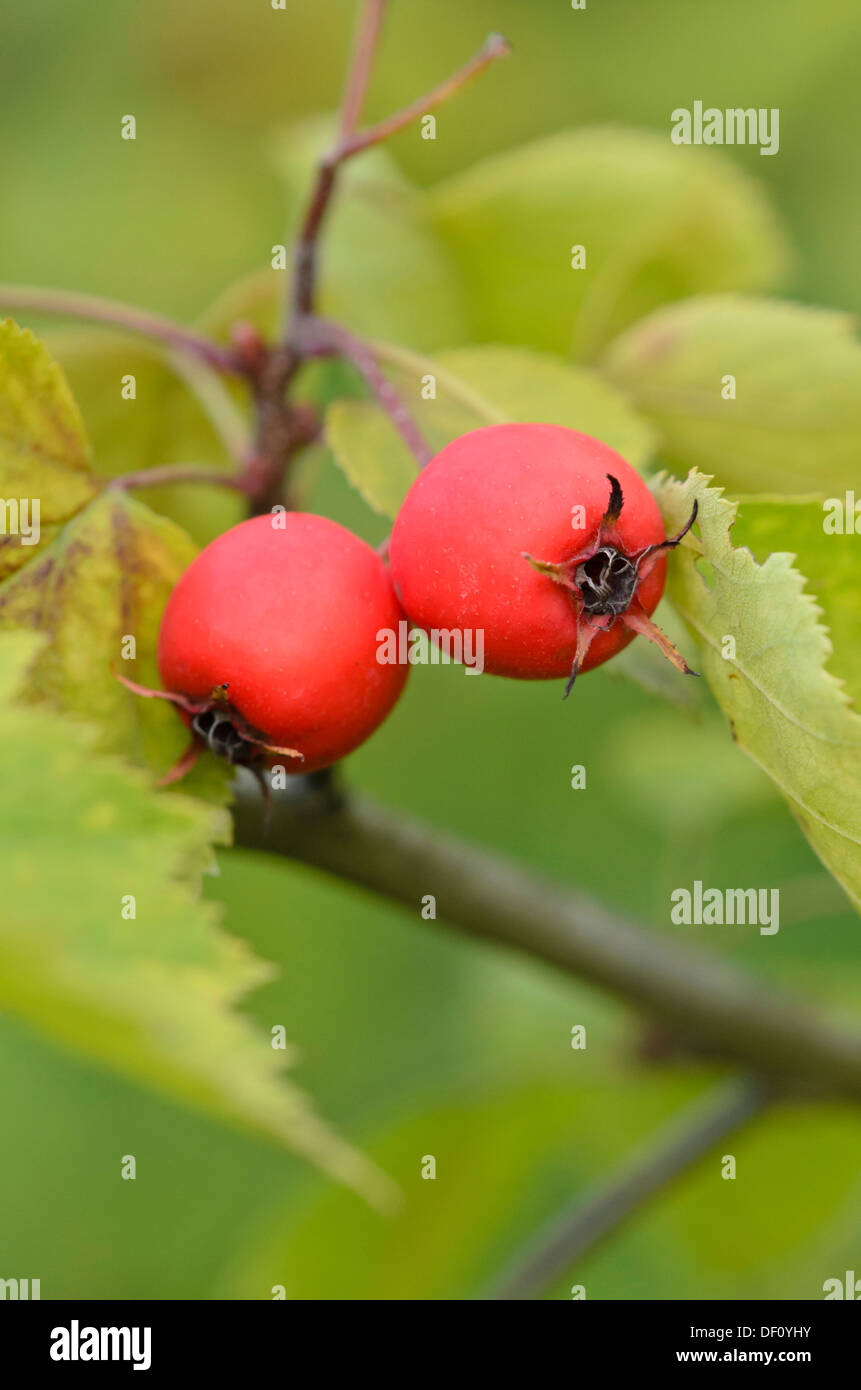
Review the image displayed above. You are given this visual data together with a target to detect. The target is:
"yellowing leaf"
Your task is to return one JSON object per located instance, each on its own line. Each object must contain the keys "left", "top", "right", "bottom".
{"left": 0, "top": 631, "right": 387, "bottom": 1205}
{"left": 0, "top": 319, "right": 96, "bottom": 578}
{"left": 0, "top": 323, "right": 224, "bottom": 790}
{"left": 604, "top": 296, "right": 861, "bottom": 496}
{"left": 326, "top": 343, "right": 655, "bottom": 519}
{"left": 0, "top": 489, "right": 225, "bottom": 797}
{"left": 42, "top": 328, "right": 228, "bottom": 475}
{"left": 656, "top": 471, "right": 861, "bottom": 911}
{"left": 0, "top": 317, "right": 91, "bottom": 473}
{"left": 43, "top": 326, "right": 246, "bottom": 547}
{"left": 428, "top": 128, "right": 790, "bottom": 360}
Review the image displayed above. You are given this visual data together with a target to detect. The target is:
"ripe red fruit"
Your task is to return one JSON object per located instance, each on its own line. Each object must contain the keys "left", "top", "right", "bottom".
{"left": 118, "top": 512, "right": 408, "bottom": 783}
{"left": 389, "top": 423, "right": 697, "bottom": 693}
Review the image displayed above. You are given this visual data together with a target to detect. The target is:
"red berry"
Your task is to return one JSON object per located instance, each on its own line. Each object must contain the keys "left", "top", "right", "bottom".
{"left": 389, "top": 423, "right": 697, "bottom": 693}
{"left": 120, "top": 513, "right": 408, "bottom": 782}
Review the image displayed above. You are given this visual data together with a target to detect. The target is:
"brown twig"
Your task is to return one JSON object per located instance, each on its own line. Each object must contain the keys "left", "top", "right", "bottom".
{"left": 338, "top": 0, "right": 390, "bottom": 139}
{"left": 3, "top": 21, "right": 508, "bottom": 517}
{"left": 107, "top": 465, "right": 251, "bottom": 495}
{"left": 337, "top": 33, "right": 510, "bottom": 164}
{"left": 0, "top": 285, "right": 241, "bottom": 375}
{"left": 287, "top": 32, "right": 510, "bottom": 328}
{"left": 242, "top": 355, "right": 320, "bottom": 516}
{"left": 232, "top": 783, "right": 861, "bottom": 1102}
{"left": 298, "top": 317, "right": 433, "bottom": 467}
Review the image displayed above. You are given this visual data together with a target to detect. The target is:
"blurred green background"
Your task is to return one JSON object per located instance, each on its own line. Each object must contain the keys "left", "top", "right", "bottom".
{"left": 1, "top": 0, "right": 859, "bottom": 1300}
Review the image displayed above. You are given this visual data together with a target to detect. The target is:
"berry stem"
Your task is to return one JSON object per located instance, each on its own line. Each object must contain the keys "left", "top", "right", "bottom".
{"left": 0, "top": 284, "right": 241, "bottom": 375}
{"left": 243, "top": 352, "right": 318, "bottom": 515}
{"left": 299, "top": 317, "right": 433, "bottom": 467}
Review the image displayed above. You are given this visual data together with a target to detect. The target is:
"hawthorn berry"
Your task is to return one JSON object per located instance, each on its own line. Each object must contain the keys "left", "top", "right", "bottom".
{"left": 117, "top": 512, "right": 408, "bottom": 786}
{"left": 389, "top": 423, "right": 697, "bottom": 694}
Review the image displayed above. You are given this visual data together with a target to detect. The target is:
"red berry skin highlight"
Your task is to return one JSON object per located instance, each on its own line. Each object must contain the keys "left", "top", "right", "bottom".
{"left": 390, "top": 423, "right": 669, "bottom": 681}
{"left": 157, "top": 512, "right": 408, "bottom": 773}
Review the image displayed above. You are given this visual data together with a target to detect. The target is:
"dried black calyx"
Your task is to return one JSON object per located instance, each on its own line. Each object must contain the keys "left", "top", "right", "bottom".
{"left": 191, "top": 708, "right": 258, "bottom": 766}
{"left": 575, "top": 546, "right": 639, "bottom": 617}
{"left": 520, "top": 475, "right": 701, "bottom": 696}
{"left": 600, "top": 473, "right": 624, "bottom": 527}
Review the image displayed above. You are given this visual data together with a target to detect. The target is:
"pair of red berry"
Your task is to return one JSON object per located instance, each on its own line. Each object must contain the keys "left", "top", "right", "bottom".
{"left": 120, "top": 423, "right": 696, "bottom": 786}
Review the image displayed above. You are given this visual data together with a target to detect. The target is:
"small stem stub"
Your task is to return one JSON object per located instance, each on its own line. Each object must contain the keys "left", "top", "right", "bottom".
{"left": 524, "top": 475, "right": 699, "bottom": 696}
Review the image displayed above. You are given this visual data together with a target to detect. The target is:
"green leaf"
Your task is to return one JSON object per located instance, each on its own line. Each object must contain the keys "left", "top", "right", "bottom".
{"left": 731, "top": 493, "right": 861, "bottom": 706}
{"left": 0, "top": 631, "right": 388, "bottom": 1204}
{"left": 603, "top": 296, "right": 861, "bottom": 496}
{"left": 326, "top": 343, "right": 656, "bottom": 520}
{"left": 655, "top": 471, "right": 861, "bottom": 912}
{"left": 0, "top": 489, "right": 225, "bottom": 798}
{"left": 0, "top": 319, "right": 96, "bottom": 577}
{"left": 427, "top": 128, "right": 790, "bottom": 361}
